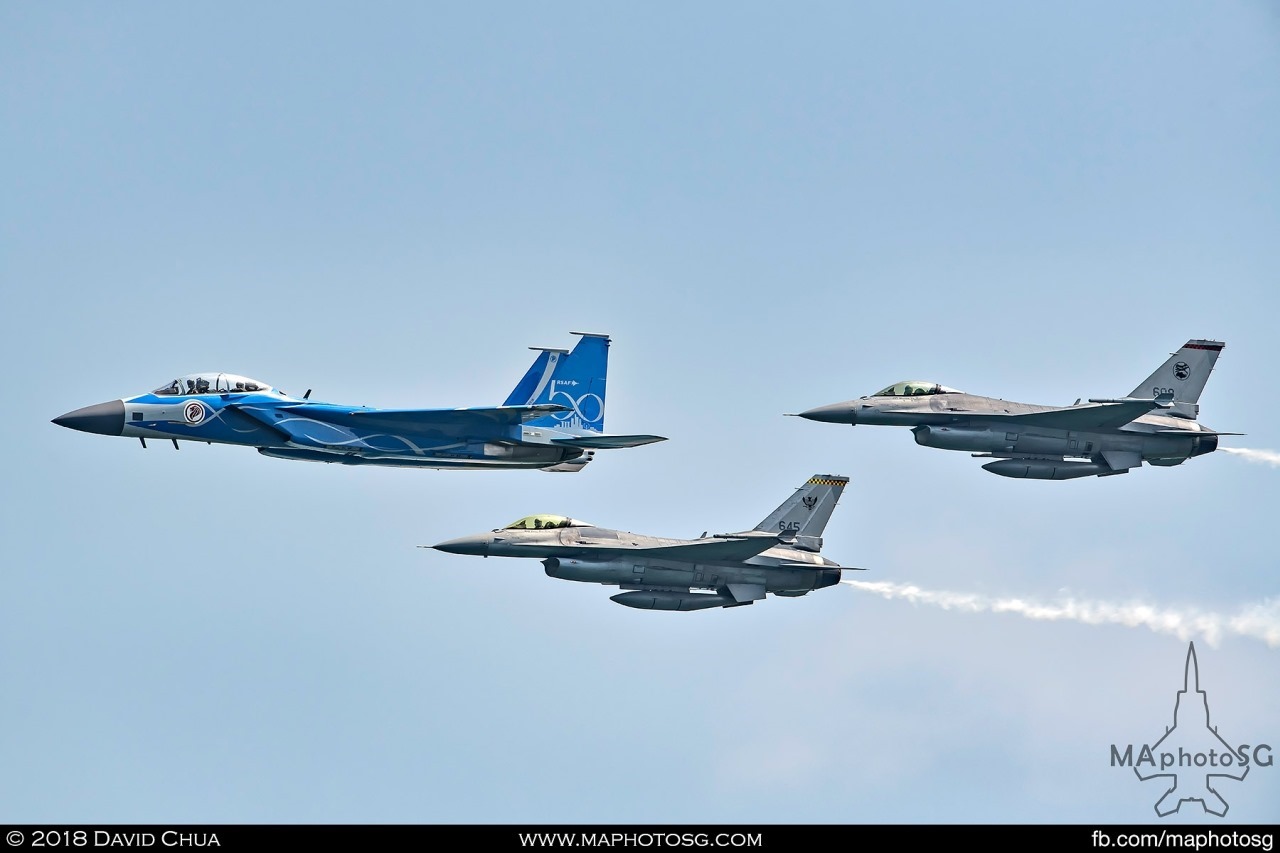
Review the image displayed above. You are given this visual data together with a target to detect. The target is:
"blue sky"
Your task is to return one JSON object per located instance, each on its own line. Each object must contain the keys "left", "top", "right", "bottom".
{"left": 3, "top": 2, "right": 1278, "bottom": 823}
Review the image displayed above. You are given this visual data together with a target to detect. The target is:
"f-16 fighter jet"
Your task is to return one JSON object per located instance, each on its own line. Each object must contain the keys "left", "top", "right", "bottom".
{"left": 797, "top": 340, "right": 1234, "bottom": 480}
{"left": 432, "top": 474, "right": 854, "bottom": 611}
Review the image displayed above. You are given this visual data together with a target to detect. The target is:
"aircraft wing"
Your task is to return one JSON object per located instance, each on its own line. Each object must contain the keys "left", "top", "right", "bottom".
{"left": 638, "top": 531, "right": 784, "bottom": 562}
{"left": 555, "top": 532, "right": 783, "bottom": 562}
{"left": 480, "top": 533, "right": 785, "bottom": 562}
{"left": 981, "top": 400, "right": 1167, "bottom": 431}
{"left": 551, "top": 434, "right": 668, "bottom": 449}
{"left": 271, "top": 403, "right": 570, "bottom": 434}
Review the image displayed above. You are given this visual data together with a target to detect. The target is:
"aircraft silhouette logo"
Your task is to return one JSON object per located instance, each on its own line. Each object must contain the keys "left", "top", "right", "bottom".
{"left": 1115, "top": 643, "right": 1260, "bottom": 817}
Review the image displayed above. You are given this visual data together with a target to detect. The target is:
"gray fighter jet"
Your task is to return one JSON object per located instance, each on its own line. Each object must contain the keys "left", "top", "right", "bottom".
{"left": 797, "top": 340, "right": 1234, "bottom": 480}
{"left": 431, "top": 474, "right": 853, "bottom": 611}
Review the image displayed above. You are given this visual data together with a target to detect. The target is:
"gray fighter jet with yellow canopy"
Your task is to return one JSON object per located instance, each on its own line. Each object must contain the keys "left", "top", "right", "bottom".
{"left": 431, "top": 474, "right": 852, "bottom": 611}
{"left": 797, "top": 340, "right": 1233, "bottom": 480}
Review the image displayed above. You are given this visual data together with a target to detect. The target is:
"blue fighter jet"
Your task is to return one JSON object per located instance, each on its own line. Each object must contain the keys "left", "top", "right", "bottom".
{"left": 52, "top": 333, "right": 665, "bottom": 472}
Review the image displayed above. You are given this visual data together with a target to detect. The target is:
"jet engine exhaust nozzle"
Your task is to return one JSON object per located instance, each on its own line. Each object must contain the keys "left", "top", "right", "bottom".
{"left": 1190, "top": 434, "right": 1218, "bottom": 458}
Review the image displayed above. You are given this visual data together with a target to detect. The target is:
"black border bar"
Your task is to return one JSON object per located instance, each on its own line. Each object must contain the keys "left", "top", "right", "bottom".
{"left": 0, "top": 825, "right": 1276, "bottom": 849}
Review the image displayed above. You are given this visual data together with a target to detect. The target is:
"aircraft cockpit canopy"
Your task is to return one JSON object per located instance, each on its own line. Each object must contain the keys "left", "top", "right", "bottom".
{"left": 869, "top": 380, "right": 964, "bottom": 398}
{"left": 153, "top": 373, "right": 274, "bottom": 396}
{"left": 502, "top": 515, "right": 592, "bottom": 530}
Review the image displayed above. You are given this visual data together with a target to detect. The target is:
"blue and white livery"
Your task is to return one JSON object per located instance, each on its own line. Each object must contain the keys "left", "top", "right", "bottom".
{"left": 53, "top": 333, "right": 665, "bottom": 472}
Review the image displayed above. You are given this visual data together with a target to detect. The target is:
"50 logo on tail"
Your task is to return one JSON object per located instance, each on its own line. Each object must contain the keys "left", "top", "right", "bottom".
{"left": 550, "top": 389, "right": 605, "bottom": 427}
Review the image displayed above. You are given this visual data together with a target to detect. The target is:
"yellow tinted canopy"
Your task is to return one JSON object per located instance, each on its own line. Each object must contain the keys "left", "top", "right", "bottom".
{"left": 870, "top": 380, "right": 963, "bottom": 397}
{"left": 503, "top": 515, "right": 589, "bottom": 530}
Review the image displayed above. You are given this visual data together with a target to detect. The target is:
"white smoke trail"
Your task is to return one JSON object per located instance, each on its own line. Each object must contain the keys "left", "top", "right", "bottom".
{"left": 1221, "top": 447, "right": 1280, "bottom": 467}
{"left": 843, "top": 580, "right": 1280, "bottom": 649}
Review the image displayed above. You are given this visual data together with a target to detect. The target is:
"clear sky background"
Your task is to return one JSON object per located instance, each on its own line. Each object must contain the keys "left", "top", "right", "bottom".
{"left": 3, "top": 1, "right": 1278, "bottom": 824}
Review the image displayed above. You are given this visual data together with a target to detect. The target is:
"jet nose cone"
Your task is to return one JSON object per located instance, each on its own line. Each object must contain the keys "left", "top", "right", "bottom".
{"left": 52, "top": 400, "right": 126, "bottom": 436}
{"left": 797, "top": 401, "right": 857, "bottom": 424}
{"left": 432, "top": 535, "right": 490, "bottom": 556}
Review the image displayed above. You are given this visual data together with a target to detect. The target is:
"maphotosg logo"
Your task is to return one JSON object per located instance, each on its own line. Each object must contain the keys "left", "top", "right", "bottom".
{"left": 1110, "top": 643, "right": 1273, "bottom": 817}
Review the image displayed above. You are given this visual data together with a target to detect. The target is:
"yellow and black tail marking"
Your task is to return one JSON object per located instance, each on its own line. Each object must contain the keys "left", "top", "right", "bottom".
{"left": 806, "top": 476, "right": 849, "bottom": 487}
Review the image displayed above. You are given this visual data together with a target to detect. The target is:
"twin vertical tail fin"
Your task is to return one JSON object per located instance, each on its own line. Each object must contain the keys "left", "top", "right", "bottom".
{"left": 1127, "top": 339, "right": 1224, "bottom": 419}
{"left": 504, "top": 347, "right": 569, "bottom": 409}
{"left": 507, "top": 333, "right": 665, "bottom": 452}
{"left": 754, "top": 474, "right": 849, "bottom": 553}
{"left": 505, "top": 333, "right": 610, "bottom": 434}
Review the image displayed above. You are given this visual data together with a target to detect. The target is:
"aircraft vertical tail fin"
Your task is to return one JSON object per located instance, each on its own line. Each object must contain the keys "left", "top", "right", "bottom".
{"left": 503, "top": 347, "right": 569, "bottom": 408}
{"left": 754, "top": 474, "right": 849, "bottom": 553}
{"left": 514, "top": 333, "right": 610, "bottom": 434}
{"left": 1127, "top": 339, "right": 1224, "bottom": 418}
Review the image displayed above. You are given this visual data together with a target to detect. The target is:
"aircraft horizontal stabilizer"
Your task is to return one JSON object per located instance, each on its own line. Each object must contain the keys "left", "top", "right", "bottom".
{"left": 551, "top": 434, "right": 668, "bottom": 449}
